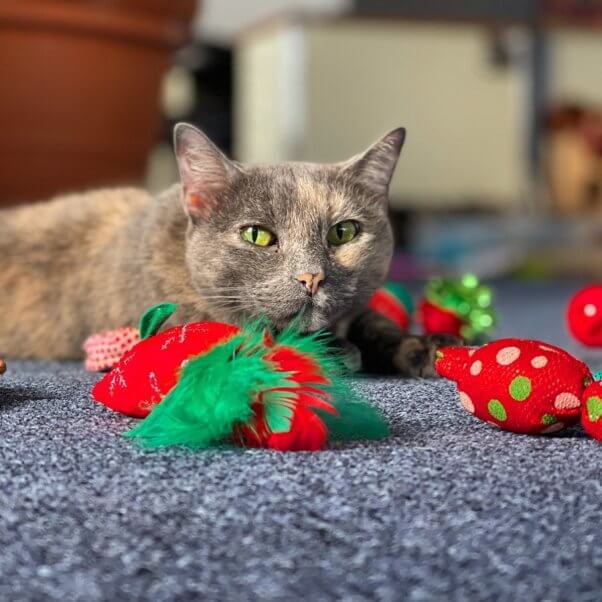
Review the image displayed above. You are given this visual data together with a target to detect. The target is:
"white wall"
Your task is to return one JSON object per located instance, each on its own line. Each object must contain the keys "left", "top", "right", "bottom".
{"left": 235, "top": 19, "right": 531, "bottom": 209}
{"left": 195, "top": 0, "right": 351, "bottom": 44}
{"left": 548, "top": 28, "right": 602, "bottom": 105}
{"left": 304, "top": 22, "right": 530, "bottom": 208}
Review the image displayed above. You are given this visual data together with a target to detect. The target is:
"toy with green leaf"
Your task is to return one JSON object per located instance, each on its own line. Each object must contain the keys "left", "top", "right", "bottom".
{"left": 92, "top": 303, "right": 389, "bottom": 451}
{"left": 418, "top": 274, "right": 496, "bottom": 342}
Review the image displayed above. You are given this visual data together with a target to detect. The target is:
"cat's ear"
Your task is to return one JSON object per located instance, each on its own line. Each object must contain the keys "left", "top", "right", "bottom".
{"left": 339, "top": 128, "right": 406, "bottom": 199}
{"left": 173, "top": 123, "right": 240, "bottom": 220}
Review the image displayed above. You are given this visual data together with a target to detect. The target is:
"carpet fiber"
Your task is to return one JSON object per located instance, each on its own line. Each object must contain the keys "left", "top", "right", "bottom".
{"left": 1, "top": 283, "right": 602, "bottom": 601}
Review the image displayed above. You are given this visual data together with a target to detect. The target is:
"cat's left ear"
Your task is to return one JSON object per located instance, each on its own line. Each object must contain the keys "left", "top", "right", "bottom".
{"left": 339, "top": 128, "right": 406, "bottom": 200}
{"left": 173, "top": 123, "right": 241, "bottom": 220}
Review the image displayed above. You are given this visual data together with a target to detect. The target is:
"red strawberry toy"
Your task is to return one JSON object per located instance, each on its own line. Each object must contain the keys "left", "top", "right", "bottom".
{"left": 581, "top": 379, "right": 602, "bottom": 441}
{"left": 368, "top": 282, "right": 414, "bottom": 330}
{"left": 92, "top": 303, "right": 388, "bottom": 451}
{"left": 567, "top": 285, "right": 602, "bottom": 346}
{"left": 419, "top": 300, "right": 464, "bottom": 337}
{"left": 418, "top": 274, "right": 496, "bottom": 343}
{"left": 436, "top": 338, "right": 592, "bottom": 435}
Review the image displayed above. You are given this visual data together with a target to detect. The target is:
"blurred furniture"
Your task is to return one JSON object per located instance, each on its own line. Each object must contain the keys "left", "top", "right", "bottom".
{"left": 235, "top": 14, "right": 602, "bottom": 211}
{"left": 235, "top": 16, "right": 532, "bottom": 210}
{"left": 544, "top": 104, "right": 602, "bottom": 214}
{"left": 0, "top": 0, "right": 196, "bottom": 206}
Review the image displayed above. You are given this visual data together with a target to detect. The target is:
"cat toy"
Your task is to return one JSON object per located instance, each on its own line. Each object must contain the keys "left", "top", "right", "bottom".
{"left": 567, "top": 284, "right": 602, "bottom": 347}
{"left": 83, "top": 327, "right": 140, "bottom": 371}
{"left": 368, "top": 282, "right": 414, "bottom": 330}
{"left": 92, "top": 303, "right": 389, "bottom": 451}
{"left": 436, "top": 338, "right": 602, "bottom": 441}
{"left": 418, "top": 274, "right": 496, "bottom": 342}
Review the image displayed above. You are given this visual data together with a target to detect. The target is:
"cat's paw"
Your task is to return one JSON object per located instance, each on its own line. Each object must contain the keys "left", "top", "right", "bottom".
{"left": 393, "top": 333, "right": 462, "bottom": 378}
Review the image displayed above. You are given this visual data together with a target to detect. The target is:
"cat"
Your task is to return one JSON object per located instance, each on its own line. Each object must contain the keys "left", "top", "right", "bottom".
{"left": 0, "top": 123, "right": 455, "bottom": 376}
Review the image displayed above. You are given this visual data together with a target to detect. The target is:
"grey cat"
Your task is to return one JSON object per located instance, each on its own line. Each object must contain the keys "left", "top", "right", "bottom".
{"left": 0, "top": 123, "right": 453, "bottom": 376}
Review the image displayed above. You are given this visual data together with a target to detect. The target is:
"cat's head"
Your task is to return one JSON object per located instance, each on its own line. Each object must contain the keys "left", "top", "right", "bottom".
{"left": 174, "top": 123, "right": 405, "bottom": 332}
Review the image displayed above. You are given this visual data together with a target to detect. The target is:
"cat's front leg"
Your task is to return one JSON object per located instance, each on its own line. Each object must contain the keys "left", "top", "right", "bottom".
{"left": 342, "top": 310, "right": 461, "bottom": 377}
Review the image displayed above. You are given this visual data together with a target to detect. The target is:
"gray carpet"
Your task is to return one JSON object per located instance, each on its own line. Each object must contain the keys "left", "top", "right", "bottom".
{"left": 2, "top": 282, "right": 602, "bottom": 601}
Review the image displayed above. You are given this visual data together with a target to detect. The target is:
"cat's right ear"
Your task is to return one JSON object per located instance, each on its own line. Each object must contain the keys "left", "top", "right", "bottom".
{"left": 173, "top": 123, "right": 240, "bottom": 221}
{"left": 338, "top": 128, "right": 406, "bottom": 201}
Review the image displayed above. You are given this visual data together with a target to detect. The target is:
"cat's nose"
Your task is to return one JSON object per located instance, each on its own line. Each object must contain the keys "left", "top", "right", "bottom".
{"left": 295, "top": 271, "right": 325, "bottom": 296}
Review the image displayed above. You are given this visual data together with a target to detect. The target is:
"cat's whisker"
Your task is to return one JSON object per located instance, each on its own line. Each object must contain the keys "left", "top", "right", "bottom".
{"left": 198, "top": 286, "right": 250, "bottom": 293}
{"left": 198, "top": 295, "right": 243, "bottom": 299}
{"left": 204, "top": 298, "right": 260, "bottom": 312}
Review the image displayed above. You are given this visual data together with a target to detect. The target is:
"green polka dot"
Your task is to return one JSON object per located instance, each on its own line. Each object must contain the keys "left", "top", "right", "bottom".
{"left": 586, "top": 396, "right": 602, "bottom": 422}
{"left": 509, "top": 376, "right": 532, "bottom": 401}
{"left": 488, "top": 399, "right": 507, "bottom": 421}
{"left": 541, "top": 413, "right": 556, "bottom": 426}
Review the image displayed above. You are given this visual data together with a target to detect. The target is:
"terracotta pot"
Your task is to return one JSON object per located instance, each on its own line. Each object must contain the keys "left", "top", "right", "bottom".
{"left": 0, "top": 0, "right": 197, "bottom": 206}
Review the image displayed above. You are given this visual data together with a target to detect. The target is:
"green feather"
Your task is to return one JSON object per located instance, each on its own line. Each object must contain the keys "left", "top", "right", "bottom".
{"left": 318, "top": 395, "right": 389, "bottom": 441}
{"left": 263, "top": 391, "right": 295, "bottom": 433}
{"left": 125, "top": 317, "right": 389, "bottom": 449}
{"left": 125, "top": 331, "right": 290, "bottom": 448}
{"left": 265, "top": 320, "right": 390, "bottom": 441}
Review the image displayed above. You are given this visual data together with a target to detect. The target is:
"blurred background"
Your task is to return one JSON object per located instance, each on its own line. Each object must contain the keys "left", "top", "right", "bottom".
{"left": 1, "top": 0, "right": 601, "bottom": 280}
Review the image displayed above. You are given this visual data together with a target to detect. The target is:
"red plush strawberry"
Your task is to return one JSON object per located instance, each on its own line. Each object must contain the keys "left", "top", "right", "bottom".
{"left": 418, "top": 299, "right": 464, "bottom": 337}
{"left": 436, "top": 338, "right": 592, "bottom": 435}
{"left": 368, "top": 282, "right": 414, "bottom": 330}
{"left": 418, "top": 275, "right": 496, "bottom": 342}
{"left": 92, "top": 320, "right": 240, "bottom": 417}
{"left": 581, "top": 380, "right": 602, "bottom": 441}
{"left": 567, "top": 285, "right": 602, "bottom": 347}
{"left": 92, "top": 303, "right": 388, "bottom": 451}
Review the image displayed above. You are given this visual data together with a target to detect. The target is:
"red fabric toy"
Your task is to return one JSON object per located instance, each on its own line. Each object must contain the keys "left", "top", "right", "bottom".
{"left": 83, "top": 327, "right": 140, "bottom": 372}
{"left": 418, "top": 275, "right": 496, "bottom": 342}
{"left": 418, "top": 300, "right": 464, "bottom": 338}
{"left": 92, "top": 304, "right": 388, "bottom": 451}
{"left": 567, "top": 284, "right": 602, "bottom": 346}
{"left": 436, "top": 338, "right": 592, "bottom": 435}
{"left": 368, "top": 282, "right": 413, "bottom": 330}
{"left": 581, "top": 380, "right": 602, "bottom": 440}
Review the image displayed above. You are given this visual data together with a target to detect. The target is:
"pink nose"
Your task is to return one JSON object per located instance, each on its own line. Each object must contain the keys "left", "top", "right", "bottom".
{"left": 296, "top": 271, "right": 325, "bottom": 296}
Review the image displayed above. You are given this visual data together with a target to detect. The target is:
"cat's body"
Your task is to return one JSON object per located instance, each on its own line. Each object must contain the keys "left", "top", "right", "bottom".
{"left": 1, "top": 186, "right": 196, "bottom": 358}
{"left": 0, "top": 124, "right": 453, "bottom": 375}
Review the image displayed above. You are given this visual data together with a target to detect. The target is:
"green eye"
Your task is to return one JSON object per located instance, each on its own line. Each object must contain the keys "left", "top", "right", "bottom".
{"left": 327, "top": 220, "right": 359, "bottom": 245}
{"left": 241, "top": 225, "right": 276, "bottom": 247}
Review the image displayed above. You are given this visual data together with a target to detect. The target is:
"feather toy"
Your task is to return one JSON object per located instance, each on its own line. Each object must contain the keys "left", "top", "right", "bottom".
{"left": 92, "top": 304, "right": 389, "bottom": 451}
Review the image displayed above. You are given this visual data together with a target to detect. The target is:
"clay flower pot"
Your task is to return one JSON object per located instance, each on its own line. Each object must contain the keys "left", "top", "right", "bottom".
{"left": 0, "top": 0, "right": 196, "bottom": 206}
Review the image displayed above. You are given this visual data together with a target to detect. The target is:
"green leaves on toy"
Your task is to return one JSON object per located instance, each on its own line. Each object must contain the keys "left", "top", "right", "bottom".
{"left": 139, "top": 302, "right": 177, "bottom": 340}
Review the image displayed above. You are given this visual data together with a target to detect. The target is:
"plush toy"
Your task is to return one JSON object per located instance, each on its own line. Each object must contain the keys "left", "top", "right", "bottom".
{"left": 567, "top": 285, "right": 602, "bottom": 346}
{"left": 368, "top": 282, "right": 414, "bottom": 330}
{"left": 83, "top": 326, "right": 141, "bottom": 371}
{"left": 92, "top": 303, "right": 389, "bottom": 451}
{"left": 418, "top": 274, "right": 496, "bottom": 342}
{"left": 581, "top": 379, "right": 602, "bottom": 440}
{"left": 435, "top": 338, "right": 601, "bottom": 439}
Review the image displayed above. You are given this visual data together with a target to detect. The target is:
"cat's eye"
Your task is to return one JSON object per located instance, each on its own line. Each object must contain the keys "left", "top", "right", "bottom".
{"left": 241, "top": 225, "right": 276, "bottom": 247}
{"left": 327, "top": 220, "right": 360, "bottom": 245}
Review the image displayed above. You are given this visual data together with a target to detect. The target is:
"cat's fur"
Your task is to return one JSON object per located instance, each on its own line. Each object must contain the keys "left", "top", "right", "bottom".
{"left": 0, "top": 124, "right": 451, "bottom": 376}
